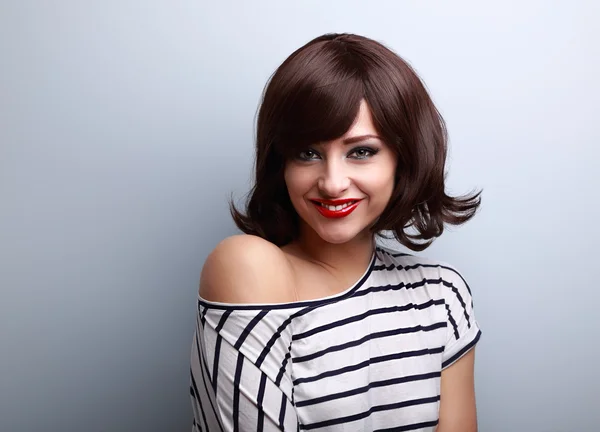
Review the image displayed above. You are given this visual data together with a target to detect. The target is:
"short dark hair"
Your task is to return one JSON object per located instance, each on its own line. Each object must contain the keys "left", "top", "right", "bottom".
{"left": 231, "top": 33, "right": 482, "bottom": 251}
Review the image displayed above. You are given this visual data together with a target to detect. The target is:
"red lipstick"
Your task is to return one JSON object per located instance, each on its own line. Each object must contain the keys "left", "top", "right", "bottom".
{"left": 310, "top": 198, "right": 362, "bottom": 219}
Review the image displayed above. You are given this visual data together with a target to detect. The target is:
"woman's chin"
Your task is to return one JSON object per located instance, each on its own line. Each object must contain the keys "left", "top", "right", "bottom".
{"left": 314, "top": 226, "right": 369, "bottom": 245}
{"left": 318, "top": 234, "right": 354, "bottom": 245}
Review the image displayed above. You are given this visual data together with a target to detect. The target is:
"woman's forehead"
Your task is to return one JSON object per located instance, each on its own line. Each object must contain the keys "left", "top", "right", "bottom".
{"left": 343, "top": 100, "right": 379, "bottom": 138}
{"left": 311, "top": 100, "right": 381, "bottom": 146}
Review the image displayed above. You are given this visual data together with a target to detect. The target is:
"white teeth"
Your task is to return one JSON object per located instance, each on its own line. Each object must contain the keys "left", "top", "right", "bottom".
{"left": 320, "top": 201, "right": 356, "bottom": 211}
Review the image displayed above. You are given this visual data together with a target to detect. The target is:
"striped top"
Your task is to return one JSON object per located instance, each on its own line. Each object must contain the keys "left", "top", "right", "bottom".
{"left": 190, "top": 245, "right": 481, "bottom": 431}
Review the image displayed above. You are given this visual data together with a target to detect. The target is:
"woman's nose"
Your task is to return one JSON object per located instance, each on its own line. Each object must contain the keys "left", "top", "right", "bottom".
{"left": 317, "top": 160, "right": 351, "bottom": 198}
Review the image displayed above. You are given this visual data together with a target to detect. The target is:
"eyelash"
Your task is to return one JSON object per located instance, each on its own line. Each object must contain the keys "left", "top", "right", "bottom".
{"left": 297, "top": 147, "right": 379, "bottom": 161}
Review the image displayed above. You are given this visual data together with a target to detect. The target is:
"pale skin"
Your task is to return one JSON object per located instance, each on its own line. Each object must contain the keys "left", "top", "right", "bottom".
{"left": 200, "top": 100, "right": 477, "bottom": 431}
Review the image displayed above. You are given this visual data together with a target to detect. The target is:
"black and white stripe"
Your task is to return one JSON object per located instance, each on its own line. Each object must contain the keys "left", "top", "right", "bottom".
{"left": 190, "top": 245, "right": 481, "bottom": 431}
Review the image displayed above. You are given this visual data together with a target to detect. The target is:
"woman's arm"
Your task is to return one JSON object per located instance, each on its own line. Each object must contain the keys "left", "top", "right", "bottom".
{"left": 191, "top": 320, "right": 298, "bottom": 431}
{"left": 200, "top": 234, "right": 295, "bottom": 304}
{"left": 436, "top": 349, "right": 477, "bottom": 432}
{"left": 191, "top": 235, "right": 298, "bottom": 431}
{"left": 437, "top": 263, "right": 481, "bottom": 432}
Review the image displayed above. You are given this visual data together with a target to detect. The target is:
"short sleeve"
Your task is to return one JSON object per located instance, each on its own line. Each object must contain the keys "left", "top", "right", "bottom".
{"left": 190, "top": 302, "right": 299, "bottom": 431}
{"left": 439, "top": 264, "right": 482, "bottom": 369}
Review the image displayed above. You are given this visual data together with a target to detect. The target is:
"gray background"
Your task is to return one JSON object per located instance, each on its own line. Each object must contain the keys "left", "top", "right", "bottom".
{"left": 1, "top": 1, "right": 598, "bottom": 431}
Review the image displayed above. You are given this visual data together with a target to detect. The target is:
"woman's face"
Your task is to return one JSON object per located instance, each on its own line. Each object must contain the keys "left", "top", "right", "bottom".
{"left": 284, "top": 100, "right": 398, "bottom": 245}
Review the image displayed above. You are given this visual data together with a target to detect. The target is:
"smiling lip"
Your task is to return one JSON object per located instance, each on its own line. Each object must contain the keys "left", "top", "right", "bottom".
{"left": 310, "top": 198, "right": 362, "bottom": 219}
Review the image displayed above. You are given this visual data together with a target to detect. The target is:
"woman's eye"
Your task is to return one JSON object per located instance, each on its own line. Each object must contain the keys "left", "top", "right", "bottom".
{"left": 349, "top": 147, "right": 377, "bottom": 159}
{"left": 298, "top": 149, "right": 320, "bottom": 160}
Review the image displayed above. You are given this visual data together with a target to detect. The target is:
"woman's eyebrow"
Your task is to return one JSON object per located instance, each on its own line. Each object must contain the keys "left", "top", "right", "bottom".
{"left": 342, "top": 134, "right": 382, "bottom": 144}
{"left": 311, "top": 134, "right": 382, "bottom": 148}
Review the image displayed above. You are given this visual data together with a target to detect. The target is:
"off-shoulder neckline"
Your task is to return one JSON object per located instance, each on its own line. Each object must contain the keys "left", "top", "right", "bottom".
{"left": 197, "top": 248, "right": 379, "bottom": 311}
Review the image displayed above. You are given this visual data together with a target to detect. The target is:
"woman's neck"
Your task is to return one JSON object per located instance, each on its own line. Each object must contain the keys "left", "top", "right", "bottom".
{"left": 284, "top": 226, "right": 376, "bottom": 285}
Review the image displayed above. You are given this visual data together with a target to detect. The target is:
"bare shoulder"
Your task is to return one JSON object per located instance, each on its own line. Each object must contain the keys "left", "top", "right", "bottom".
{"left": 199, "top": 234, "right": 295, "bottom": 304}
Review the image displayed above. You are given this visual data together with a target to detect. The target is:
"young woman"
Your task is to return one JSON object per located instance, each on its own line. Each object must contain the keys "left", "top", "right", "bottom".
{"left": 190, "top": 33, "right": 482, "bottom": 432}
